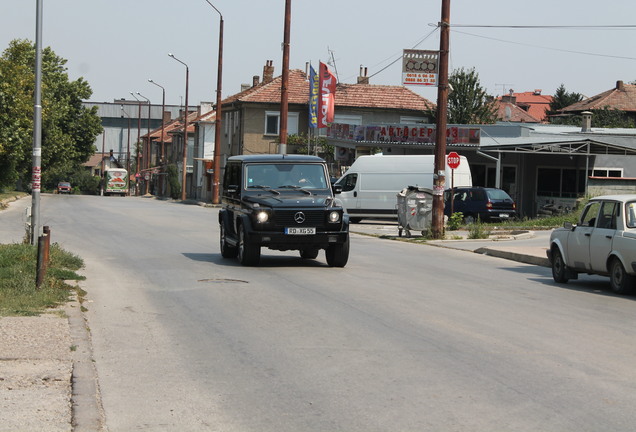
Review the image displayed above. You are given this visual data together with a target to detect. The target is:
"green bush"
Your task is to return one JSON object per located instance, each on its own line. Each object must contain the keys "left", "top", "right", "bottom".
{"left": 166, "top": 164, "right": 181, "bottom": 200}
{"left": 447, "top": 212, "right": 464, "bottom": 230}
{"left": 468, "top": 217, "right": 491, "bottom": 239}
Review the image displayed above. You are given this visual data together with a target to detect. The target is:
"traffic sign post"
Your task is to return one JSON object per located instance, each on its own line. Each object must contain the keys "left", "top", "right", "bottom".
{"left": 447, "top": 152, "right": 461, "bottom": 215}
{"left": 447, "top": 151, "right": 460, "bottom": 169}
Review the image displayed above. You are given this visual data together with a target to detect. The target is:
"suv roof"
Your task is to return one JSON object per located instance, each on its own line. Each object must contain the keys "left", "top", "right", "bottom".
{"left": 228, "top": 154, "right": 324, "bottom": 163}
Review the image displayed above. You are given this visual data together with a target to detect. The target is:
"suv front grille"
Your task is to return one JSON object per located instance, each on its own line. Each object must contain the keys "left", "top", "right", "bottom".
{"left": 274, "top": 210, "right": 325, "bottom": 227}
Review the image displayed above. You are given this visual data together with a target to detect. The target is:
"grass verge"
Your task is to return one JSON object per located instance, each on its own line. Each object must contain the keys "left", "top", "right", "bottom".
{"left": 0, "top": 242, "right": 85, "bottom": 316}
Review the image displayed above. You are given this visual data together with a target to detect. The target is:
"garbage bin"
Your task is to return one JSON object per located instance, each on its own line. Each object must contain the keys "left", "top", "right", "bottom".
{"left": 396, "top": 186, "right": 434, "bottom": 237}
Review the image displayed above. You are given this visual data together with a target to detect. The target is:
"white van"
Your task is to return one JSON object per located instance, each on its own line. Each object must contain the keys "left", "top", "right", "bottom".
{"left": 335, "top": 155, "right": 472, "bottom": 222}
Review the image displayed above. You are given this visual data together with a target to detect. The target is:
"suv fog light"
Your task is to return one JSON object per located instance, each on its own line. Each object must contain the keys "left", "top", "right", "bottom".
{"left": 256, "top": 211, "right": 269, "bottom": 223}
{"left": 329, "top": 211, "right": 340, "bottom": 223}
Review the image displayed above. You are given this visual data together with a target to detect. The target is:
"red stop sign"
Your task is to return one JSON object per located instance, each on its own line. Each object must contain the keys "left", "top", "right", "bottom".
{"left": 447, "top": 152, "right": 460, "bottom": 169}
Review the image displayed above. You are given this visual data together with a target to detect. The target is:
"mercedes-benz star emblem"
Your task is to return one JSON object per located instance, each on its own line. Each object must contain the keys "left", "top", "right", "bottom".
{"left": 294, "top": 212, "right": 306, "bottom": 224}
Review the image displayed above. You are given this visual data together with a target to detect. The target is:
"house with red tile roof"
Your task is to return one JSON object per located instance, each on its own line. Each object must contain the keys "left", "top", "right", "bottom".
{"left": 219, "top": 62, "right": 435, "bottom": 159}
{"left": 496, "top": 89, "right": 552, "bottom": 122}
{"left": 560, "top": 80, "right": 636, "bottom": 121}
{"left": 493, "top": 100, "right": 542, "bottom": 123}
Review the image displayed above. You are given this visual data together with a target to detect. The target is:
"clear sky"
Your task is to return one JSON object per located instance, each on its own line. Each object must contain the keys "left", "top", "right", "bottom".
{"left": 2, "top": 0, "right": 635, "bottom": 107}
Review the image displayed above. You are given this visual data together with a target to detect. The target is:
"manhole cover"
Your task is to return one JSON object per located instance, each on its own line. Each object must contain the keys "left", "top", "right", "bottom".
{"left": 198, "top": 278, "right": 249, "bottom": 284}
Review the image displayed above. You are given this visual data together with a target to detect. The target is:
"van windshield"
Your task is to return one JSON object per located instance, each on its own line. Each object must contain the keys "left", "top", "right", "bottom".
{"left": 245, "top": 163, "right": 328, "bottom": 190}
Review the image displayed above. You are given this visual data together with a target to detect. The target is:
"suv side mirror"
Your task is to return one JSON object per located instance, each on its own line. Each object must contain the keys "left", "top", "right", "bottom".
{"left": 564, "top": 221, "right": 574, "bottom": 230}
{"left": 332, "top": 184, "right": 343, "bottom": 194}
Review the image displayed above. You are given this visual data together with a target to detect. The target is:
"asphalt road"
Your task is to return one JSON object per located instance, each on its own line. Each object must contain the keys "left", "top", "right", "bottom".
{"left": 6, "top": 194, "right": 636, "bottom": 431}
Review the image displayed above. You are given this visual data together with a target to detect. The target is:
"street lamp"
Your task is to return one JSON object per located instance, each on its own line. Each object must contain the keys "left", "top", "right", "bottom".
{"left": 169, "top": 52, "right": 190, "bottom": 201}
{"left": 120, "top": 105, "right": 132, "bottom": 195}
{"left": 130, "top": 92, "right": 143, "bottom": 195}
{"left": 137, "top": 92, "right": 152, "bottom": 195}
{"left": 149, "top": 79, "right": 166, "bottom": 196}
{"left": 203, "top": 0, "right": 224, "bottom": 204}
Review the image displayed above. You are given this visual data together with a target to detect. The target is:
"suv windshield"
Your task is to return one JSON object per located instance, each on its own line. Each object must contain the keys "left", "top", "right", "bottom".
{"left": 245, "top": 163, "right": 328, "bottom": 190}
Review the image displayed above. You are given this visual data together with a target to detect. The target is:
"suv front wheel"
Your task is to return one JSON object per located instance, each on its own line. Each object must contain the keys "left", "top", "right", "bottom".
{"left": 238, "top": 225, "right": 261, "bottom": 266}
{"left": 326, "top": 235, "right": 350, "bottom": 267}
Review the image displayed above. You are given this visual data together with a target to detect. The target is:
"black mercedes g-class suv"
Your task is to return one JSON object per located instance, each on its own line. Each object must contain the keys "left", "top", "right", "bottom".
{"left": 218, "top": 154, "right": 350, "bottom": 267}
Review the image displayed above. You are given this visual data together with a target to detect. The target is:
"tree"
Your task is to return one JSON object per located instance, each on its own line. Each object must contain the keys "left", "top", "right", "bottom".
{"left": 547, "top": 84, "right": 583, "bottom": 116}
{"left": 427, "top": 67, "right": 497, "bottom": 124}
{"left": 0, "top": 39, "right": 102, "bottom": 190}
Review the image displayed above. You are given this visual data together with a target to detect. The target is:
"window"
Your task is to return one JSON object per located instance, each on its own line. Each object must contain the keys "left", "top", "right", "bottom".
{"left": 580, "top": 202, "right": 600, "bottom": 227}
{"left": 334, "top": 114, "right": 362, "bottom": 125}
{"left": 597, "top": 202, "right": 618, "bottom": 229}
{"left": 339, "top": 173, "right": 357, "bottom": 192}
{"left": 400, "top": 116, "right": 427, "bottom": 124}
{"left": 264, "top": 111, "right": 299, "bottom": 136}
{"left": 590, "top": 168, "right": 623, "bottom": 178}
{"left": 627, "top": 202, "right": 636, "bottom": 228}
{"left": 537, "top": 167, "right": 585, "bottom": 198}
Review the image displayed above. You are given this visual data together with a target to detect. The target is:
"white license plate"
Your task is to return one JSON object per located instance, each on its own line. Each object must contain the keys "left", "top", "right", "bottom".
{"left": 499, "top": 213, "right": 510, "bottom": 218}
{"left": 285, "top": 227, "right": 316, "bottom": 235}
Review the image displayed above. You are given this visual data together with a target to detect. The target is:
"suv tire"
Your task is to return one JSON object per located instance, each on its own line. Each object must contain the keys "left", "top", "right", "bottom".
{"left": 238, "top": 225, "right": 260, "bottom": 266}
{"left": 219, "top": 223, "right": 238, "bottom": 259}
{"left": 326, "top": 235, "right": 350, "bottom": 267}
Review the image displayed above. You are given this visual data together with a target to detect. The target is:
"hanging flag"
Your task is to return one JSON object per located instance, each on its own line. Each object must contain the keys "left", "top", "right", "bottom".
{"left": 318, "top": 62, "right": 336, "bottom": 128}
{"left": 308, "top": 65, "right": 319, "bottom": 128}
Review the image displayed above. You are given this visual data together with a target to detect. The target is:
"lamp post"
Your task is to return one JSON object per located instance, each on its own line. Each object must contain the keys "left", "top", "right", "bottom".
{"left": 130, "top": 92, "right": 143, "bottom": 195}
{"left": 120, "top": 106, "right": 132, "bottom": 195}
{"left": 169, "top": 53, "right": 190, "bottom": 201}
{"left": 149, "top": 79, "right": 166, "bottom": 196}
{"left": 137, "top": 92, "right": 152, "bottom": 195}
{"left": 204, "top": 0, "right": 224, "bottom": 204}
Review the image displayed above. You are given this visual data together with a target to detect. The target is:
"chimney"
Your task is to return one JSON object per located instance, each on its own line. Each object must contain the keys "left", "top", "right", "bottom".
{"left": 501, "top": 89, "right": 516, "bottom": 105}
{"left": 241, "top": 83, "right": 251, "bottom": 92}
{"left": 617, "top": 80, "right": 625, "bottom": 91}
{"left": 581, "top": 111, "right": 592, "bottom": 132}
{"left": 163, "top": 111, "right": 171, "bottom": 123}
{"left": 263, "top": 60, "right": 274, "bottom": 83}
{"left": 357, "top": 66, "right": 369, "bottom": 85}
{"left": 252, "top": 75, "right": 260, "bottom": 87}
{"left": 533, "top": 89, "right": 542, "bottom": 95}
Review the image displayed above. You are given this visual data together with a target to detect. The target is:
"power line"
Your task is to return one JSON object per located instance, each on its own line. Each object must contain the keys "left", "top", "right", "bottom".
{"left": 366, "top": 27, "right": 439, "bottom": 80}
{"left": 452, "top": 29, "right": 636, "bottom": 61}
{"left": 451, "top": 24, "right": 636, "bottom": 29}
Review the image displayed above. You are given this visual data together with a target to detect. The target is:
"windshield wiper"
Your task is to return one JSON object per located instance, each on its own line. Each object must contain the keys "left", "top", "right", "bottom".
{"left": 277, "top": 185, "right": 313, "bottom": 195}
{"left": 249, "top": 185, "right": 280, "bottom": 195}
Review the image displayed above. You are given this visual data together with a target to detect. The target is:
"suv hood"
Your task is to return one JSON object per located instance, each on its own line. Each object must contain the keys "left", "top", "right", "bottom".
{"left": 244, "top": 194, "right": 337, "bottom": 208}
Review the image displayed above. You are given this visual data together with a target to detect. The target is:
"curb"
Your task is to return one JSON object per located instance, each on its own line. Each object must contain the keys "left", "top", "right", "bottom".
{"left": 474, "top": 247, "right": 550, "bottom": 268}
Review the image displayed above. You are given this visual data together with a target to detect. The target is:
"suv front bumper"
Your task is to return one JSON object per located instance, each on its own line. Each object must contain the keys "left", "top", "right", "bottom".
{"left": 245, "top": 228, "right": 349, "bottom": 251}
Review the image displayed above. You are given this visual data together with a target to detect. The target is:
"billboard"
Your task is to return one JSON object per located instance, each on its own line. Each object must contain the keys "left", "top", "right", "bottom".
{"left": 402, "top": 49, "right": 439, "bottom": 87}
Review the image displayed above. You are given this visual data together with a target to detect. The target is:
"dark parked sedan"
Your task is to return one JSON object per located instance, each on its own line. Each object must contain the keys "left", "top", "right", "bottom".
{"left": 444, "top": 187, "right": 516, "bottom": 223}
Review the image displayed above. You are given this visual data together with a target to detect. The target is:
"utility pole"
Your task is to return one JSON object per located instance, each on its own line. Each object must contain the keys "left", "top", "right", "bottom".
{"left": 279, "top": 0, "right": 291, "bottom": 154}
{"left": 30, "top": 0, "right": 43, "bottom": 245}
{"left": 431, "top": 0, "right": 451, "bottom": 239}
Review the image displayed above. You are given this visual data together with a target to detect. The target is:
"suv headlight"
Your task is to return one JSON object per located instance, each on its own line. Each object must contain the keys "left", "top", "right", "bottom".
{"left": 328, "top": 211, "right": 341, "bottom": 223}
{"left": 255, "top": 211, "right": 269, "bottom": 223}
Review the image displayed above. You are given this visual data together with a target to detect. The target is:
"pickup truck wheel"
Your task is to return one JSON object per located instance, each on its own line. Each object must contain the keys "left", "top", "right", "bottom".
{"left": 219, "top": 224, "right": 238, "bottom": 258}
{"left": 609, "top": 258, "right": 634, "bottom": 294}
{"left": 551, "top": 247, "right": 569, "bottom": 283}
{"left": 326, "top": 235, "right": 350, "bottom": 267}
{"left": 300, "top": 248, "right": 319, "bottom": 259}
{"left": 238, "top": 226, "right": 260, "bottom": 266}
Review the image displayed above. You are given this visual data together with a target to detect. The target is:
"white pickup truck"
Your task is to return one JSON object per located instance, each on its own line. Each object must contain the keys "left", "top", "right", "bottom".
{"left": 547, "top": 195, "right": 636, "bottom": 294}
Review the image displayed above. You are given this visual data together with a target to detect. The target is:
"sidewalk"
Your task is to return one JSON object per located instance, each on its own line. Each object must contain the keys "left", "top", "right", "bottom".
{"left": 348, "top": 220, "right": 551, "bottom": 267}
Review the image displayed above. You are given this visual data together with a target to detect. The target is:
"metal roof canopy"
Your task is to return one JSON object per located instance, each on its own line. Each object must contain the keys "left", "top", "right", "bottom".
{"left": 479, "top": 138, "right": 636, "bottom": 156}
